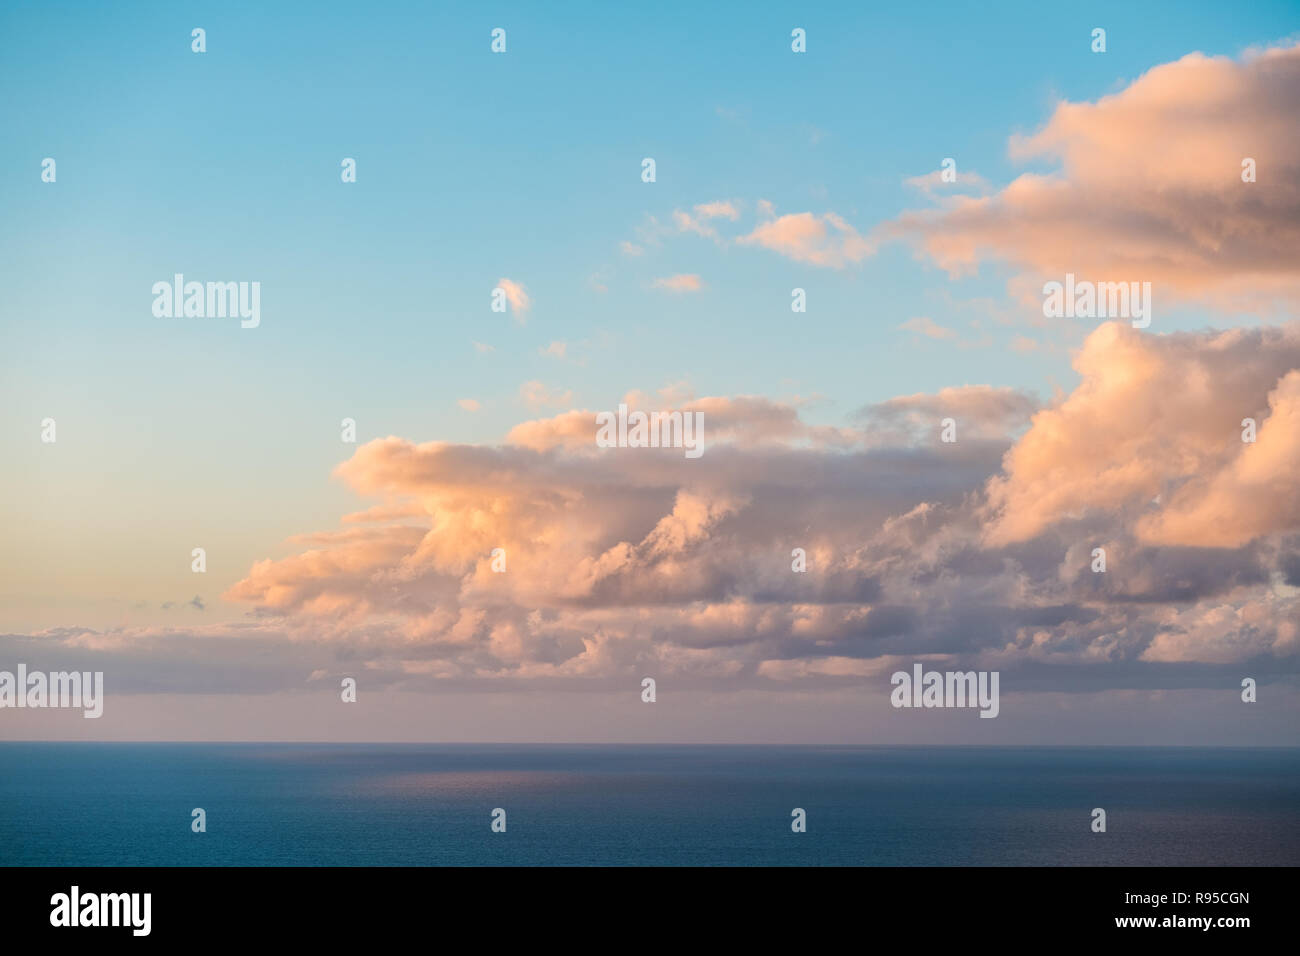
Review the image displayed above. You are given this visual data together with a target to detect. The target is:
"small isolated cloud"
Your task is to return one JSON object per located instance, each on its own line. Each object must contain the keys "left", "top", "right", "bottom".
{"left": 496, "top": 278, "right": 531, "bottom": 320}
{"left": 519, "top": 380, "right": 575, "bottom": 410}
{"left": 457, "top": 399, "right": 482, "bottom": 412}
{"left": 472, "top": 341, "right": 495, "bottom": 354}
{"left": 738, "top": 211, "right": 875, "bottom": 268}
{"left": 540, "top": 341, "right": 568, "bottom": 360}
{"left": 189, "top": 595, "right": 206, "bottom": 611}
{"left": 898, "top": 316, "right": 957, "bottom": 340}
{"left": 694, "top": 200, "right": 740, "bottom": 221}
{"left": 620, "top": 241, "right": 644, "bottom": 257}
{"left": 653, "top": 274, "right": 704, "bottom": 293}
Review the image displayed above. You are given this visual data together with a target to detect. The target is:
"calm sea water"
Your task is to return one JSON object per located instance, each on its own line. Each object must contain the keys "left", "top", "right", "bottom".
{"left": 1, "top": 744, "right": 1296, "bottom": 866}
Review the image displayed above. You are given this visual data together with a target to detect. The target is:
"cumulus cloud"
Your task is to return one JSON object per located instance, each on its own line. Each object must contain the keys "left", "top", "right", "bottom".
{"left": 11, "top": 320, "right": 1296, "bottom": 703}
{"left": 983, "top": 321, "right": 1300, "bottom": 547}
{"left": 884, "top": 43, "right": 1300, "bottom": 313}
{"left": 202, "top": 323, "right": 1300, "bottom": 695}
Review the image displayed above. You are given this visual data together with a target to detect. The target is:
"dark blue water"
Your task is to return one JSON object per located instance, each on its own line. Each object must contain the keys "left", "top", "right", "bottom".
{"left": 1, "top": 744, "right": 1296, "bottom": 866}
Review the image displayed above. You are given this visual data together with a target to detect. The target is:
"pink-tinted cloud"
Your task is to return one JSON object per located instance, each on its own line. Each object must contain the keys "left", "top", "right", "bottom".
{"left": 983, "top": 320, "right": 1300, "bottom": 547}
{"left": 898, "top": 316, "right": 957, "bottom": 340}
{"left": 653, "top": 273, "right": 704, "bottom": 292}
{"left": 739, "top": 211, "right": 875, "bottom": 268}
{"left": 694, "top": 200, "right": 740, "bottom": 221}
{"left": 885, "top": 44, "right": 1300, "bottom": 313}
{"left": 496, "top": 278, "right": 531, "bottom": 318}
{"left": 216, "top": 324, "right": 1300, "bottom": 690}
{"left": 518, "top": 380, "right": 574, "bottom": 409}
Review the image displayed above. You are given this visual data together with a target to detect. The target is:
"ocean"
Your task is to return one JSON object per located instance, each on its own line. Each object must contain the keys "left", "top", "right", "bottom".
{"left": 1, "top": 744, "right": 1296, "bottom": 866}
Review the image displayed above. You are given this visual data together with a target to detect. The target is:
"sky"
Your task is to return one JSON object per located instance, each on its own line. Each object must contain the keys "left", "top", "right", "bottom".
{"left": 2, "top": 0, "right": 1299, "bottom": 742}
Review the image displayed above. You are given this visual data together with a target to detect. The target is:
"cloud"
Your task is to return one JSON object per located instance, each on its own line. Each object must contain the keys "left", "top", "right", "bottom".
{"left": 518, "top": 380, "right": 575, "bottom": 410}
{"left": 884, "top": 43, "right": 1300, "bottom": 313}
{"left": 496, "top": 278, "right": 531, "bottom": 319}
{"left": 672, "top": 210, "right": 714, "bottom": 238}
{"left": 738, "top": 211, "right": 875, "bottom": 268}
{"left": 898, "top": 316, "right": 957, "bottom": 340}
{"left": 855, "top": 385, "right": 1039, "bottom": 445}
{"left": 672, "top": 201, "right": 741, "bottom": 238}
{"left": 694, "top": 200, "right": 740, "bottom": 221}
{"left": 983, "top": 321, "right": 1300, "bottom": 548}
{"left": 540, "top": 341, "right": 568, "bottom": 360}
{"left": 457, "top": 399, "right": 482, "bottom": 412}
{"left": 503, "top": 393, "right": 855, "bottom": 455}
{"left": 14, "top": 327, "right": 1296, "bottom": 701}
{"left": 472, "top": 341, "right": 494, "bottom": 354}
{"left": 904, "top": 167, "right": 993, "bottom": 198}
{"left": 1138, "top": 368, "right": 1300, "bottom": 548}
{"left": 653, "top": 274, "right": 704, "bottom": 293}
{"left": 207, "top": 322, "right": 1299, "bottom": 695}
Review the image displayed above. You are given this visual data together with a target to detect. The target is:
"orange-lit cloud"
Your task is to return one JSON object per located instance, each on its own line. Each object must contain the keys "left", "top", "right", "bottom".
{"left": 653, "top": 273, "right": 704, "bottom": 292}
{"left": 885, "top": 43, "right": 1300, "bottom": 314}
{"left": 983, "top": 321, "right": 1300, "bottom": 547}
{"left": 496, "top": 278, "right": 531, "bottom": 318}
{"left": 214, "top": 323, "right": 1300, "bottom": 689}
{"left": 739, "top": 211, "right": 874, "bottom": 268}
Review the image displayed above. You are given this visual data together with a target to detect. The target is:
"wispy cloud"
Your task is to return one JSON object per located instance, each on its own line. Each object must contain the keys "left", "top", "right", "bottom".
{"left": 898, "top": 316, "right": 957, "bottom": 340}
{"left": 653, "top": 273, "right": 704, "bottom": 293}
{"left": 518, "top": 380, "right": 575, "bottom": 409}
